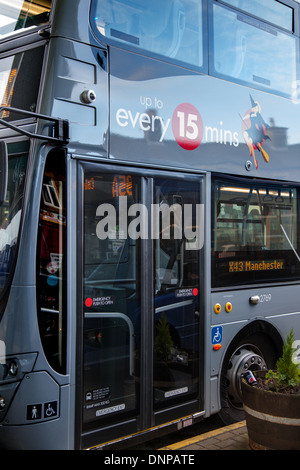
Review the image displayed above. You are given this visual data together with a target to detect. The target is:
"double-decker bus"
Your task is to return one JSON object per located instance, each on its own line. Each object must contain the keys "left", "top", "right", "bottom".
{"left": 0, "top": 0, "right": 300, "bottom": 450}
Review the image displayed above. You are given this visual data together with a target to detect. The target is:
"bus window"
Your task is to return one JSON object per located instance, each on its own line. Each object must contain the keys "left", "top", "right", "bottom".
{"left": 212, "top": 177, "right": 300, "bottom": 287}
{"left": 37, "top": 149, "right": 66, "bottom": 374}
{"left": 220, "top": 0, "right": 293, "bottom": 31}
{"left": 210, "top": 2, "right": 297, "bottom": 98}
{"left": 0, "top": 0, "right": 52, "bottom": 38}
{"left": 0, "top": 141, "right": 29, "bottom": 302}
{"left": 90, "top": 0, "right": 204, "bottom": 69}
{"left": 0, "top": 46, "right": 45, "bottom": 121}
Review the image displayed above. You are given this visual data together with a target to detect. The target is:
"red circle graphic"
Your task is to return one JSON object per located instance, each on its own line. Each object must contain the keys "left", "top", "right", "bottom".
{"left": 85, "top": 297, "right": 93, "bottom": 307}
{"left": 172, "top": 103, "right": 203, "bottom": 150}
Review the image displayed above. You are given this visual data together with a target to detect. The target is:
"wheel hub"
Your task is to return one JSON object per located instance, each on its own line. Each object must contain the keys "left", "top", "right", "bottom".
{"left": 226, "top": 346, "right": 267, "bottom": 409}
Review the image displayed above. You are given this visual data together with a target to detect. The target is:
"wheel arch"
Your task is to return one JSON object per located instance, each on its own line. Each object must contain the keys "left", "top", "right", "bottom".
{"left": 222, "top": 319, "right": 283, "bottom": 365}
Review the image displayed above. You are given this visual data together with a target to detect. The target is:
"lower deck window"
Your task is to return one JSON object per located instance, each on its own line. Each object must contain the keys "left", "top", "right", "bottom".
{"left": 212, "top": 176, "right": 300, "bottom": 287}
{"left": 37, "top": 150, "right": 67, "bottom": 374}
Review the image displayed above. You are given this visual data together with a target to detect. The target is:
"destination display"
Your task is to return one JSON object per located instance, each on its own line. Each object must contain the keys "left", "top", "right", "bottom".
{"left": 229, "top": 259, "right": 284, "bottom": 272}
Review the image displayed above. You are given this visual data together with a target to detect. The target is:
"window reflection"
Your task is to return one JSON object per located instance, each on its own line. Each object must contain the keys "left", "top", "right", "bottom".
{"left": 212, "top": 178, "right": 300, "bottom": 287}
{"left": 0, "top": 0, "right": 52, "bottom": 37}
{"left": 153, "top": 178, "right": 200, "bottom": 410}
{"left": 83, "top": 171, "right": 141, "bottom": 429}
{"left": 220, "top": 0, "right": 293, "bottom": 31}
{"left": 37, "top": 150, "right": 66, "bottom": 374}
{"left": 0, "top": 47, "right": 45, "bottom": 121}
{"left": 0, "top": 142, "right": 29, "bottom": 295}
{"left": 91, "top": 0, "right": 299, "bottom": 100}
{"left": 212, "top": 3, "right": 297, "bottom": 98}
{"left": 91, "top": 0, "right": 203, "bottom": 68}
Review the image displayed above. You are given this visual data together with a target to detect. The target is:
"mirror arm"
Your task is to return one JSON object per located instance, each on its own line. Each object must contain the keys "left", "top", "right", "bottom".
{"left": 0, "top": 106, "right": 69, "bottom": 144}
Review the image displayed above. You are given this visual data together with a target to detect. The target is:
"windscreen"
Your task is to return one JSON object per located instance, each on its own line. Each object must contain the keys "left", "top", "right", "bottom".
{"left": 0, "top": 0, "right": 51, "bottom": 37}
{"left": 0, "top": 141, "right": 29, "bottom": 297}
{"left": 212, "top": 176, "right": 300, "bottom": 287}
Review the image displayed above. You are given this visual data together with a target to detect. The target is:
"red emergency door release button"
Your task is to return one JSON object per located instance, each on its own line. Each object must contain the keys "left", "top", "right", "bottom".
{"left": 213, "top": 344, "right": 222, "bottom": 351}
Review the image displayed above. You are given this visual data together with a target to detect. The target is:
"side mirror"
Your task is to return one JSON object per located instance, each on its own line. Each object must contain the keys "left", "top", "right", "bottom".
{"left": 0, "top": 141, "right": 8, "bottom": 206}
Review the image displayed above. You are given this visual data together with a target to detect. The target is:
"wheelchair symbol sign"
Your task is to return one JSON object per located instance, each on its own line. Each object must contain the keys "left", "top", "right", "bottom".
{"left": 211, "top": 326, "right": 223, "bottom": 345}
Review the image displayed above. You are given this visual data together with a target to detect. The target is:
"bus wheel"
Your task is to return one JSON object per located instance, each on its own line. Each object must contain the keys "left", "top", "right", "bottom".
{"left": 219, "top": 333, "right": 277, "bottom": 424}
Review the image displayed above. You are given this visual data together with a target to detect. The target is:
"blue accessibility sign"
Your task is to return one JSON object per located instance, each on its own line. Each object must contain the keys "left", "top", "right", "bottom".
{"left": 211, "top": 326, "right": 223, "bottom": 345}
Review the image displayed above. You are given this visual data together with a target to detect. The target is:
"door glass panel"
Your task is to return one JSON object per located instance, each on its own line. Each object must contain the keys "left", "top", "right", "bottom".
{"left": 153, "top": 178, "right": 201, "bottom": 410}
{"left": 83, "top": 170, "right": 141, "bottom": 430}
{"left": 220, "top": 0, "right": 293, "bottom": 31}
{"left": 211, "top": 3, "right": 297, "bottom": 98}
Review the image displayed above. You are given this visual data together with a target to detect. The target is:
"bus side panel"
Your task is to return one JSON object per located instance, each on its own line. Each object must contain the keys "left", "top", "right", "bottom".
{"left": 0, "top": 381, "right": 73, "bottom": 450}
{"left": 209, "top": 285, "right": 300, "bottom": 414}
{"left": 108, "top": 47, "right": 300, "bottom": 183}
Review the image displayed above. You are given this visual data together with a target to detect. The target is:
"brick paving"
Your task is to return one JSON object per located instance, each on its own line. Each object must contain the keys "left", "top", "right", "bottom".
{"left": 159, "top": 421, "right": 250, "bottom": 450}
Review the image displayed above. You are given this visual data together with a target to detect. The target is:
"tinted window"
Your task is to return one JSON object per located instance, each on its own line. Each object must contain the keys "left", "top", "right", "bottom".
{"left": 220, "top": 0, "right": 293, "bottom": 31}
{"left": 90, "top": 0, "right": 204, "bottom": 68}
{"left": 211, "top": 2, "right": 297, "bottom": 98}
{"left": 91, "top": 1, "right": 298, "bottom": 100}
{"left": 37, "top": 150, "right": 67, "bottom": 374}
{"left": 212, "top": 177, "right": 300, "bottom": 287}
{"left": 153, "top": 177, "right": 201, "bottom": 410}
{"left": 0, "top": 46, "right": 45, "bottom": 120}
{"left": 83, "top": 169, "right": 141, "bottom": 429}
{"left": 0, "top": 141, "right": 29, "bottom": 297}
{"left": 0, "top": 0, "right": 51, "bottom": 38}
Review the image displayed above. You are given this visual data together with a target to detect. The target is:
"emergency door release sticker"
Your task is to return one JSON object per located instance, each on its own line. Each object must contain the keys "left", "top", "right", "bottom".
{"left": 85, "top": 295, "right": 116, "bottom": 307}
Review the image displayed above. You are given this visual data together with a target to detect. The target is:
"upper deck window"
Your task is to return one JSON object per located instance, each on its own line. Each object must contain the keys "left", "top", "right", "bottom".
{"left": 90, "top": 0, "right": 298, "bottom": 99}
{"left": 90, "top": 0, "right": 204, "bottom": 69}
{"left": 219, "top": 0, "right": 293, "bottom": 32}
{"left": 0, "top": 0, "right": 52, "bottom": 38}
{"left": 211, "top": 2, "right": 297, "bottom": 98}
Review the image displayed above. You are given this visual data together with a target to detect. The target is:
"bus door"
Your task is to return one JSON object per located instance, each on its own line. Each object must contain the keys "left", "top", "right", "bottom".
{"left": 152, "top": 177, "right": 203, "bottom": 424}
{"left": 79, "top": 164, "right": 141, "bottom": 448}
{"left": 78, "top": 163, "right": 203, "bottom": 448}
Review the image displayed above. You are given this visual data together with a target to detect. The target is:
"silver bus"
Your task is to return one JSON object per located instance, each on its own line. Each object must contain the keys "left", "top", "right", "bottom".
{"left": 0, "top": 0, "right": 300, "bottom": 450}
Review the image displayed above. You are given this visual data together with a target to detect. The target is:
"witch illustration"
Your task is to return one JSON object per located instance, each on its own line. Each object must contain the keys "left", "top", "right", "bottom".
{"left": 242, "top": 95, "right": 270, "bottom": 169}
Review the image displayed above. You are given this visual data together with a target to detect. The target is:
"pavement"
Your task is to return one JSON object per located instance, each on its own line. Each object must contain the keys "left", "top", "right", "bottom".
{"left": 158, "top": 420, "right": 250, "bottom": 450}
